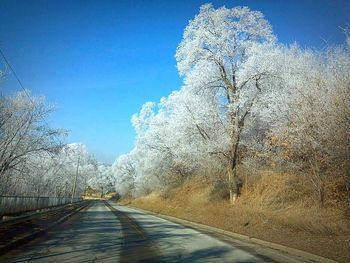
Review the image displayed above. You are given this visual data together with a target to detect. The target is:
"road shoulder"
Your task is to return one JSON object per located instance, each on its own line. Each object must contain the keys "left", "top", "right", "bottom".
{"left": 119, "top": 203, "right": 337, "bottom": 263}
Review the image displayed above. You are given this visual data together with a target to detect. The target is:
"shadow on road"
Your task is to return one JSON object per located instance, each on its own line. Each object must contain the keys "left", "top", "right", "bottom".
{"left": 2, "top": 201, "right": 271, "bottom": 262}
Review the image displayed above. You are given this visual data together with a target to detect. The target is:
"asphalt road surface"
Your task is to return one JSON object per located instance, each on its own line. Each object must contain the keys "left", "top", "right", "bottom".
{"left": 1, "top": 201, "right": 308, "bottom": 263}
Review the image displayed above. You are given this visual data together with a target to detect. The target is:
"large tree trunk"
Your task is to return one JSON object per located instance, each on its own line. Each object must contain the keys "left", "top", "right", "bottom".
{"left": 228, "top": 127, "right": 241, "bottom": 203}
{"left": 228, "top": 169, "right": 238, "bottom": 203}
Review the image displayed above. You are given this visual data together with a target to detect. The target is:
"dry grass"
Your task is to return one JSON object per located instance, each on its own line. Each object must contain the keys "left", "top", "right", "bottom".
{"left": 238, "top": 172, "right": 349, "bottom": 234}
{"left": 123, "top": 172, "right": 350, "bottom": 262}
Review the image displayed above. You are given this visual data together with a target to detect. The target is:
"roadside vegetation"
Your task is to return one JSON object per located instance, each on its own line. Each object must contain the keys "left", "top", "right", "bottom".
{"left": 113, "top": 4, "right": 350, "bottom": 262}
{"left": 1, "top": 2, "right": 349, "bottom": 261}
{"left": 0, "top": 90, "right": 114, "bottom": 199}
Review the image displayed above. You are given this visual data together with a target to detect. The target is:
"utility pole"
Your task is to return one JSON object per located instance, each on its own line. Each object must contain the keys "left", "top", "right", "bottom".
{"left": 71, "top": 155, "right": 80, "bottom": 203}
{"left": 83, "top": 173, "right": 87, "bottom": 200}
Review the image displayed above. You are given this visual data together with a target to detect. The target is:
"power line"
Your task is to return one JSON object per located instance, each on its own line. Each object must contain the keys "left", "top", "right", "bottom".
{"left": 0, "top": 48, "right": 62, "bottom": 137}
{"left": 0, "top": 48, "right": 36, "bottom": 106}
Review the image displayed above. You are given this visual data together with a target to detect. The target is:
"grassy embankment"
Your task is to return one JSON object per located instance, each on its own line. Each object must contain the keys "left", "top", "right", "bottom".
{"left": 120, "top": 172, "right": 350, "bottom": 262}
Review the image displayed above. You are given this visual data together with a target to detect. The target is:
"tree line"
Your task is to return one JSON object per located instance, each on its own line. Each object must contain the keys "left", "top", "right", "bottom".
{"left": 113, "top": 4, "right": 350, "bottom": 205}
{"left": 0, "top": 90, "right": 114, "bottom": 198}
{"left": 2, "top": 4, "right": 348, "bottom": 206}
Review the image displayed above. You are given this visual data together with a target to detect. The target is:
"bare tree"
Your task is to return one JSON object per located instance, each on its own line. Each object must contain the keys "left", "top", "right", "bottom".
{"left": 0, "top": 91, "right": 66, "bottom": 193}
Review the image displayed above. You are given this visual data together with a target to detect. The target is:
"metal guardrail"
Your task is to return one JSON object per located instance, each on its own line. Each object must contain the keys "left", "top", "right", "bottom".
{"left": 0, "top": 195, "right": 82, "bottom": 217}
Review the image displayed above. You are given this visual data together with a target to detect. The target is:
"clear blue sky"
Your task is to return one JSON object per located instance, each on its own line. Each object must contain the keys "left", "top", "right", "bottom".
{"left": 0, "top": 0, "right": 349, "bottom": 163}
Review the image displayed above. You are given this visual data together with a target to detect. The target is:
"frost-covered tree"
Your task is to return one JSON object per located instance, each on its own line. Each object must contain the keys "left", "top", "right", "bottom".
{"left": 113, "top": 153, "right": 136, "bottom": 196}
{"left": 57, "top": 143, "right": 98, "bottom": 200}
{"left": 175, "top": 3, "right": 276, "bottom": 202}
{"left": 0, "top": 93, "right": 99, "bottom": 199}
{"left": 112, "top": 4, "right": 349, "bottom": 205}
{"left": 0, "top": 91, "right": 66, "bottom": 194}
{"left": 0, "top": 91, "right": 65, "bottom": 179}
{"left": 263, "top": 45, "right": 350, "bottom": 204}
{"left": 125, "top": 84, "right": 229, "bottom": 195}
{"left": 89, "top": 163, "right": 114, "bottom": 197}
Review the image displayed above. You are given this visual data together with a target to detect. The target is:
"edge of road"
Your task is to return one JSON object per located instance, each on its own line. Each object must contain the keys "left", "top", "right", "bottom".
{"left": 0, "top": 201, "right": 91, "bottom": 256}
{"left": 119, "top": 203, "right": 338, "bottom": 263}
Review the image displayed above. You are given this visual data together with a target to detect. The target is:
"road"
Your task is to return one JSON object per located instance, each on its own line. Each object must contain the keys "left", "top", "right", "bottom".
{"left": 1, "top": 201, "right": 307, "bottom": 263}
